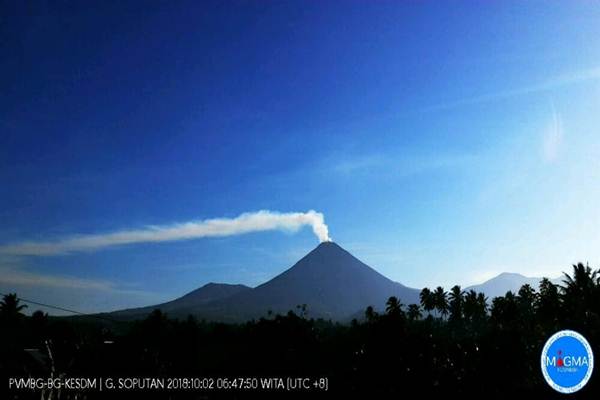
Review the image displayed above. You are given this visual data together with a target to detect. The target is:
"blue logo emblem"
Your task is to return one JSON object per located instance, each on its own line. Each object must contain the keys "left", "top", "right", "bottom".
{"left": 541, "top": 330, "right": 594, "bottom": 394}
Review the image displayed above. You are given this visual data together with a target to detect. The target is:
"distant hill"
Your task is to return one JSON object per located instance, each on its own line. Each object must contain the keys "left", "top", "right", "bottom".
{"left": 106, "top": 282, "right": 251, "bottom": 319}
{"left": 465, "top": 272, "right": 562, "bottom": 299}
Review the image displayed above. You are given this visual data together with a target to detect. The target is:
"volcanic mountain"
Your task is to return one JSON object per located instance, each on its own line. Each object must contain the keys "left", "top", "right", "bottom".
{"left": 203, "top": 241, "right": 420, "bottom": 321}
{"left": 106, "top": 241, "right": 420, "bottom": 322}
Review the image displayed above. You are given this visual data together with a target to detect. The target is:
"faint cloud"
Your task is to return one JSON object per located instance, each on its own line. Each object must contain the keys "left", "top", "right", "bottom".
{"left": 0, "top": 262, "right": 167, "bottom": 315}
{"left": 332, "top": 155, "right": 387, "bottom": 175}
{"left": 328, "top": 152, "right": 476, "bottom": 179}
{"left": 542, "top": 108, "right": 563, "bottom": 163}
{"left": 0, "top": 264, "right": 154, "bottom": 297}
{"left": 423, "top": 66, "right": 600, "bottom": 113}
{"left": 1, "top": 267, "right": 112, "bottom": 291}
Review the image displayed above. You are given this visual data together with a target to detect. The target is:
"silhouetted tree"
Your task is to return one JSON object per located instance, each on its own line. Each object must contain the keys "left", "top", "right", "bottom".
{"left": 475, "top": 293, "right": 487, "bottom": 319}
{"left": 463, "top": 290, "right": 478, "bottom": 322}
{"left": 561, "top": 263, "right": 598, "bottom": 325}
{"left": 517, "top": 284, "right": 536, "bottom": 319}
{"left": 365, "top": 305, "right": 379, "bottom": 323}
{"left": 562, "top": 262, "right": 597, "bottom": 295}
{"left": 462, "top": 289, "right": 488, "bottom": 323}
{"left": 407, "top": 304, "right": 422, "bottom": 321}
{"left": 448, "top": 285, "right": 464, "bottom": 322}
{"left": 536, "top": 278, "right": 560, "bottom": 329}
{"left": 433, "top": 286, "right": 448, "bottom": 318}
{"left": 420, "top": 287, "right": 435, "bottom": 316}
{"left": 490, "top": 291, "right": 518, "bottom": 327}
{"left": 0, "top": 293, "right": 27, "bottom": 320}
{"left": 385, "top": 296, "right": 403, "bottom": 316}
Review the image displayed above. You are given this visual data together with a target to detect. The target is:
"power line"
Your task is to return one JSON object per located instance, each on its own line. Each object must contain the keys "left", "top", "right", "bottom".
{"left": 0, "top": 292, "right": 124, "bottom": 324}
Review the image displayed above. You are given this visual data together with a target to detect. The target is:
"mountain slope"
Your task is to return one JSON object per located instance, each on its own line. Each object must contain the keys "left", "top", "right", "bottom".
{"left": 200, "top": 242, "right": 420, "bottom": 321}
{"left": 106, "top": 282, "right": 251, "bottom": 319}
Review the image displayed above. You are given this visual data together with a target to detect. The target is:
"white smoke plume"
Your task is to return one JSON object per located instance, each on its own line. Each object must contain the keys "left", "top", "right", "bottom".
{"left": 0, "top": 210, "right": 331, "bottom": 256}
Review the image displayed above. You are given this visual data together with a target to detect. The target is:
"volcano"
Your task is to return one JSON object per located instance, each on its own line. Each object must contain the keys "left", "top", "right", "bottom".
{"left": 210, "top": 241, "right": 420, "bottom": 320}
{"left": 105, "top": 242, "right": 420, "bottom": 322}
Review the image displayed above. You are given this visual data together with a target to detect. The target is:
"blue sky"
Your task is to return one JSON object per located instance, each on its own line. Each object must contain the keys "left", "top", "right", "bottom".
{"left": 2, "top": 1, "right": 600, "bottom": 314}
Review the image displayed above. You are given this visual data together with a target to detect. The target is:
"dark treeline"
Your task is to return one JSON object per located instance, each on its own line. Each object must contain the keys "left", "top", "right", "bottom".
{"left": 2, "top": 263, "right": 600, "bottom": 399}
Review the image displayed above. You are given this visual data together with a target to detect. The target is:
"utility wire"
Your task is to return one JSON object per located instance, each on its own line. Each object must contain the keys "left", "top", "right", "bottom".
{"left": 0, "top": 292, "right": 125, "bottom": 324}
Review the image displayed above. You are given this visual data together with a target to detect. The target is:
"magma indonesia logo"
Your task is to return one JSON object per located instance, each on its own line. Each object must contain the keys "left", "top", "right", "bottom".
{"left": 541, "top": 330, "right": 594, "bottom": 394}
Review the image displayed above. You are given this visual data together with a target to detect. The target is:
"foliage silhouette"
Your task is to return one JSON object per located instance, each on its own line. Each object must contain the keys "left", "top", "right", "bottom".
{"left": 2, "top": 263, "right": 600, "bottom": 399}
{"left": 1, "top": 293, "right": 27, "bottom": 319}
{"left": 433, "top": 286, "right": 449, "bottom": 318}
{"left": 407, "top": 304, "right": 422, "bottom": 321}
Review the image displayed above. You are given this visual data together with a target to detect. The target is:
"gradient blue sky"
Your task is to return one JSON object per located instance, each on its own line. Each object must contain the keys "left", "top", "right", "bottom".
{"left": 2, "top": 1, "right": 600, "bottom": 314}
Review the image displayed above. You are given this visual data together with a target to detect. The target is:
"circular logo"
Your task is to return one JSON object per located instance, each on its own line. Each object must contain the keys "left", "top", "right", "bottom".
{"left": 541, "top": 330, "right": 594, "bottom": 394}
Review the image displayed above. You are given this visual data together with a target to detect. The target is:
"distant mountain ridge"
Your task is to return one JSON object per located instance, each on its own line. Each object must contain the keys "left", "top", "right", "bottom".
{"left": 465, "top": 272, "right": 562, "bottom": 299}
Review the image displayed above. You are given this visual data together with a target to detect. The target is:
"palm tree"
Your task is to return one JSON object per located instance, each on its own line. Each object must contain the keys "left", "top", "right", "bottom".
{"left": 536, "top": 277, "right": 560, "bottom": 327}
{"left": 463, "top": 290, "right": 478, "bottom": 321}
{"left": 517, "top": 284, "right": 536, "bottom": 318}
{"left": 475, "top": 292, "right": 488, "bottom": 319}
{"left": 463, "top": 290, "right": 488, "bottom": 322}
{"left": 433, "top": 286, "right": 448, "bottom": 319}
{"left": 365, "top": 305, "right": 379, "bottom": 323}
{"left": 490, "top": 291, "right": 518, "bottom": 326}
{"left": 562, "top": 263, "right": 597, "bottom": 298}
{"left": 448, "top": 285, "right": 464, "bottom": 322}
{"left": 561, "top": 262, "right": 598, "bottom": 323}
{"left": 407, "top": 304, "right": 422, "bottom": 321}
{"left": 0, "top": 293, "right": 27, "bottom": 319}
{"left": 420, "top": 288, "right": 435, "bottom": 315}
{"left": 385, "top": 296, "right": 403, "bottom": 316}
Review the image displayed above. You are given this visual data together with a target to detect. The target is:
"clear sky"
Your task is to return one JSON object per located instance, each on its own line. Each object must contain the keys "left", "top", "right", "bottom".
{"left": 2, "top": 1, "right": 600, "bottom": 314}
